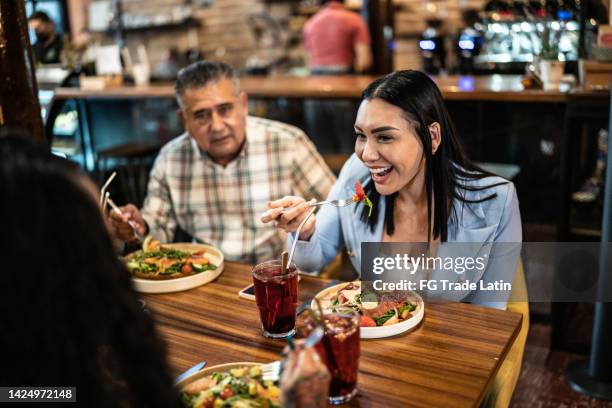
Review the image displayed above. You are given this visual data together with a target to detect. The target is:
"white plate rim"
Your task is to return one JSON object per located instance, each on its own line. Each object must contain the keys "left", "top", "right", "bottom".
{"left": 311, "top": 281, "right": 425, "bottom": 339}
{"left": 176, "top": 362, "right": 262, "bottom": 390}
{"left": 126, "top": 243, "right": 224, "bottom": 294}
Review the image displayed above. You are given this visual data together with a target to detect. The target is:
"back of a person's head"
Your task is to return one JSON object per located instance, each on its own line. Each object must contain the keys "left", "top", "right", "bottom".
{"left": 29, "top": 10, "right": 53, "bottom": 23}
{"left": 0, "top": 135, "right": 180, "bottom": 407}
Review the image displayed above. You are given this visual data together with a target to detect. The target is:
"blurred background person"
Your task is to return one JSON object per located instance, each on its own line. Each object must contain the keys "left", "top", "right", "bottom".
{"left": 0, "top": 134, "right": 180, "bottom": 407}
{"left": 302, "top": 0, "right": 373, "bottom": 155}
{"left": 303, "top": 0, "right": 372, "bottom": 74}
{"left": 28, "top": 10, "right": 64, "bottom": 65}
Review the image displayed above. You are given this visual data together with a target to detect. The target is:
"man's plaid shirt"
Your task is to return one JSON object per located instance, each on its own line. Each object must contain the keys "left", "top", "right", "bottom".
{"left": 142, "top": 116, "right": 336, "bottom": 263}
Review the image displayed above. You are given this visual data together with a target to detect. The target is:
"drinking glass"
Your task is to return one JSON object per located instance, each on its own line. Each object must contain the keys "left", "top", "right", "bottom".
{"left": 297, "top": 310, "right": 361, "bottom": 404}
{"left": 252, "top": 260, "right": 299, "bottom": 338}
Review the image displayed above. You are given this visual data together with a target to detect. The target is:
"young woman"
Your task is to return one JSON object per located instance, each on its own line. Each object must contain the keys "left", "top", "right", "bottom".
{"left": 0, "top": 135, "right": 181, "bottom": 407}
{"left": 262, "top": 70, "right": 522, "bottom": 309}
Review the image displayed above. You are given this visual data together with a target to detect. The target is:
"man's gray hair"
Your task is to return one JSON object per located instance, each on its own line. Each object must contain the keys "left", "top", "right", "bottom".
{"left": 174, "top": 60, "right": 240, "bottom": 109}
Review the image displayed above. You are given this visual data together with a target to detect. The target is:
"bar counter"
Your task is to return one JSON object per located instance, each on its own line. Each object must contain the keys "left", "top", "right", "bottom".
{"left": 52, "top": 74, "right": 589, "bottom": 103}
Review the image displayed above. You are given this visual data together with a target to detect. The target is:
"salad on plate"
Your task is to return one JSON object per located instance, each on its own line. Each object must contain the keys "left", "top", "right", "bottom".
{"left": 181, "top": 365, "right": 280, "bottom": 408}
{"left": 320, "top": 281, "right": 419, "bottom": 328}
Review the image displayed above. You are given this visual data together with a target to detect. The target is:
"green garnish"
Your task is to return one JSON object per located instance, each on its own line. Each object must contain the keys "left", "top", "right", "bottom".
{"left": 399, "top": 301, "right": 416, "bottom": 314}
{"left": 364, "top": 196, "right": 373, "bottom": 217}
{"left": 125, "top": 246, "right": 216, "bottom": 277}
{"left": 132, "top": 248, "right": 190, "bottom": 262}
{"left": 375, "top": 309, "right": 396, "bottom": 326}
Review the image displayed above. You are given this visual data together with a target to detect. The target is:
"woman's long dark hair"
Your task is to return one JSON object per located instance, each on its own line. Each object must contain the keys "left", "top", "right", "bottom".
{"left": 0, "top": 136, "right": 180, "bottom": 407}
{"left": 359, "top": 70, "right": 506, "bottom": 241}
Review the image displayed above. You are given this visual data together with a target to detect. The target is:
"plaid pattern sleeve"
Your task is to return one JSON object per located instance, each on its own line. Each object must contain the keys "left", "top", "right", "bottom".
{"left": 137, "top": 119, "right": 336, "bottom": 264}
{"left": 290, "top": 130, "right": 336, "bottom": 201}
{"left": 140, "top": 137, "right": 180, "bottom": 243}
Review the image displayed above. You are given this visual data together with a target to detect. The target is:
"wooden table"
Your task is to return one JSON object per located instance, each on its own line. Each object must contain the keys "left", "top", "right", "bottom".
{"left": 143, "top": 262, "right": 522, "bottom": 408}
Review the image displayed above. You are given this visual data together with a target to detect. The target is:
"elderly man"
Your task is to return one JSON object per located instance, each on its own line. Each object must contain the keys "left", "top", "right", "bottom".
{"left": 111, "top": 61, "right": 335, "bottom": 263}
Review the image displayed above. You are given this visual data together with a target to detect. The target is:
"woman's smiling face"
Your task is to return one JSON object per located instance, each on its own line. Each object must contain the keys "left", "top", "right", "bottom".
{"left": 354, "top": 98, "right": 426, "bottom": 196}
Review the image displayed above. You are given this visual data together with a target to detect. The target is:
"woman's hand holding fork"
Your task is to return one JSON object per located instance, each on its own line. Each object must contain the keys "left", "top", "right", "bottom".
{"left": 260, "top": 196, "right": 317, "bottom": 241}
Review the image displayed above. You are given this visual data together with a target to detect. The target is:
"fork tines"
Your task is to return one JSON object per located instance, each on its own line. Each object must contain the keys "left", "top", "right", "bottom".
{"left": 261, "top": 360, "right": 281, "bottom": 381}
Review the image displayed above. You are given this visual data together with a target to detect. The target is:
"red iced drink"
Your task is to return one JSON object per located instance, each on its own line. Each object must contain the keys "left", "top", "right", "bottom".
{"left": 252, "top": 260, "right": 299, "bottom": 338}
{"left": 298, "top": 311, "right": 361, "bottom": 404}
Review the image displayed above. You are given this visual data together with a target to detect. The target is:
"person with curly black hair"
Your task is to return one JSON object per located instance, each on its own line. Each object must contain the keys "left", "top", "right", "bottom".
{"left": 0, "top": 134, "right": 181, "bottom": 407}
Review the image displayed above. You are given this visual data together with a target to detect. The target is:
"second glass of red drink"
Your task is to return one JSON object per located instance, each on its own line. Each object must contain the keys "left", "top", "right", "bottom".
{"left": 298, "top": 310, "right": 361, "bottom": 404}
{"left": 252, "top": 260, "right": 299, "bottom": 338}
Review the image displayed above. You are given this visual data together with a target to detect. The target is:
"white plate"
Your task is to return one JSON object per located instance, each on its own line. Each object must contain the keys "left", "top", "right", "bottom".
{"left": 176, "top": 362, "right": 261, "bottom": 390}
{"left": 127, "top": 243, "right": 224, "bottom": 294}
{"left": 312, "top": 282, "right": 425, "bottom": 339}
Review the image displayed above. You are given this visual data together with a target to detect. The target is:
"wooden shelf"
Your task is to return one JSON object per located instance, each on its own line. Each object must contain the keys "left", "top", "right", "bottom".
{"left": 90, "top": 17, "right": 198, "bottom": 34}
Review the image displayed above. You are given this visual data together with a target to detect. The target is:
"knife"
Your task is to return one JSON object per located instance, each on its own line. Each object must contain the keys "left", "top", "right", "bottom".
{"left": 174, "top": 361, "right": 207, "bottom": 384}
{"left": 297, "top": 279, "right": 341, "bottom": 315}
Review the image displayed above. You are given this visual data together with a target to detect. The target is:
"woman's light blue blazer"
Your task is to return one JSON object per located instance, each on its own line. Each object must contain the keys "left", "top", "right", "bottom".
{"left": 289, "top": 154, "right": 522, "bottom": 309}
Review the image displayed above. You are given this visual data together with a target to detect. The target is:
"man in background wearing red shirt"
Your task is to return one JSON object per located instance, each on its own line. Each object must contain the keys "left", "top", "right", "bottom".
{"left": 303, "top": 0, "right": 372, "bottom": 74}
{"left": 302, "top": 0, "right": 373, "bottom": 154}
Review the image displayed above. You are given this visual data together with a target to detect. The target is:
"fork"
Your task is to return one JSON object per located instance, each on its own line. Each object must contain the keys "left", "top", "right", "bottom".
{"left": 262, "top": 360, "right": 282, "bottom": 381}
{"left": 308, "top": 198, "right": 355, "bottom": 208}
{"left": 282, "top": 198, "right": 354, "bottom": 273}
{"left": 106, "top": 197, "right": 144, "bottom": 241}
{"left": 280, "top": 198, "right": 355, "bottom": 214}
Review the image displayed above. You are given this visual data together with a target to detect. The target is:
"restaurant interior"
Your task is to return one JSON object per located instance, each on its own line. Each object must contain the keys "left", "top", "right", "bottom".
{"left": 1, "top": 0, "right": 612, "bottom": 406}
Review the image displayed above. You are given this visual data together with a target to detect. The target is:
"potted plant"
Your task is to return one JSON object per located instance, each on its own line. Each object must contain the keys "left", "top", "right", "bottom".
{"left": 536, "top": 26, "right": 565, "bottom": 88}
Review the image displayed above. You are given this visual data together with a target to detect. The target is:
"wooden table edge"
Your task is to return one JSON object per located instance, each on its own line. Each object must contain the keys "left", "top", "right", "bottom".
{"left": 473, "top": 309, "right": 523, "bottom": 407}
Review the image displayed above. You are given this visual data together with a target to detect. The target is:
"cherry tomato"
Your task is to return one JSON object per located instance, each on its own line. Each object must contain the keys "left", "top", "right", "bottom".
{"left": 354, "top": 180, "right": 366, "bottom": 200}
{"left": 201, "top": 396, "right": 215, "bottom": 408}
{"left": 181, "top": 263, "right": 193, "bottom": 274}
{"left": 360, "top": 316, "right": 376, "bottom": 327}
{"left": 220, "top": 387, "right": 233, "bottom": 399}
